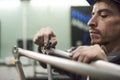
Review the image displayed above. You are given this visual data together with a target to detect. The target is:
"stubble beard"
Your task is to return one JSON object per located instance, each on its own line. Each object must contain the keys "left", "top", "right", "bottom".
{"left": 91, "top": 39, "right": 109, "bottom": 46}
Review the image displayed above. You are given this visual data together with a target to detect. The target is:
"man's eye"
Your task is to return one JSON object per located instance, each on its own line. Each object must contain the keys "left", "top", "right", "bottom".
{"left": 101, "top": 15, "right": 108, "bottom": 18}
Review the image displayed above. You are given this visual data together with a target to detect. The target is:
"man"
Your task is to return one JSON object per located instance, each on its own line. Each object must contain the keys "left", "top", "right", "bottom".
{"left": 34, "top": 0, "right": 120, "bottom": 79}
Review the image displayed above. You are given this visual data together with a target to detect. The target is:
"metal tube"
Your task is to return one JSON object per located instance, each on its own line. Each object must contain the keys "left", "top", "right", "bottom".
{"left": 50, "top": 48, "right": 70, "bottom": 59}
{"left": 90, "top": 60, "right": 120, "bottom": 72}
{"left": 13, "top": 47, "right": 120, "bottom": 80}
{"left": 12, "top": 47, "right": 26, "bottom": 80}
{"left": 50, "top": 48, "right": 120, "bottom": 72}
{"left": 47, "top": 64, "right": 53, "bottom": 80}
{"left": 15, "top": 60, "right": 26, "bottom": 80}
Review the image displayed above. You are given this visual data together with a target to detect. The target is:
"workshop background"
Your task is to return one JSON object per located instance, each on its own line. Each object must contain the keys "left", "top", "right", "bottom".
{"left": 0, "top": 0, "right": 91, "bottom": 80}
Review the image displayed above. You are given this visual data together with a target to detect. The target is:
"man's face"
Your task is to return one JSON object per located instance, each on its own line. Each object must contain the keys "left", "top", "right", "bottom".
{"left": 88, "top": 1, "right": 120, "bottom": 45}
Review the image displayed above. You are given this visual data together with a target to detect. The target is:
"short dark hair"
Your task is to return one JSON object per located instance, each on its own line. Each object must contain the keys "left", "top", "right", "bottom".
{"left": 113, "top": 1, "right": 120, "bottom": 12}
{"left": 93, "top": 0, "right": 120, "bottom": 12}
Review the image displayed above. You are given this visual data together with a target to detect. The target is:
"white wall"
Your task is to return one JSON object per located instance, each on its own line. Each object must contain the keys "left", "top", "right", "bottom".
{"left": 0, "top": 0, "right": 89, "bottom": 59}
{"left": 0, "top": 0, "right": 90, "bottom": 79}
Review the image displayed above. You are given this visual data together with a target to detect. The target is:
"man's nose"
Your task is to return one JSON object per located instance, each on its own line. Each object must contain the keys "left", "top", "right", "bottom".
{"left": 87, "top": 16, "right": 97, "bottom": 28}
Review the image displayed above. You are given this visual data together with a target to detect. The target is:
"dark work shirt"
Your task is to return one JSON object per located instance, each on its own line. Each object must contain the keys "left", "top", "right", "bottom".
{"left": 107, "top": 52, "right": 120, "bottom": 64}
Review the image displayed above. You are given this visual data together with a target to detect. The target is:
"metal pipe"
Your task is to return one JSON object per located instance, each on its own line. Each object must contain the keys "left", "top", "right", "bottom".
{"left": 90, "top": 60, "right": 120, "bottom": 72}
{"left": 47, "top": 64, "right": 53, "bottom": 80}
{"left": 12, "top": 47, "right": 120, "bottom": 80}
{"left": 15, "top": 60, "right": 26, "bottom": 80}
{"left": 50, "top": 48, "right": 71, "bottom": 59}
{"left": 12, "top": 47, "right": 26, "bottom": 80}
{"left": 50, "top": 48, "right": 120, "bottom": 72}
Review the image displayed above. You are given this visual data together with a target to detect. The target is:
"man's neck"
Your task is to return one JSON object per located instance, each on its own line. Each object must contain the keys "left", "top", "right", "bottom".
{"left": 105, "top": 40, "right": 120, "bottom": 53}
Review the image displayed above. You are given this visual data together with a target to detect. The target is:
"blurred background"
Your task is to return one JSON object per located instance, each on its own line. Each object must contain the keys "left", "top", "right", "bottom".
{"left": 0, "top": 0, "right": 91, "bottom": 80}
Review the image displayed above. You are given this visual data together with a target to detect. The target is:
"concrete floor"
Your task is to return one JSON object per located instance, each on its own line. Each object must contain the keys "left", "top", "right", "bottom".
{"left": 0, "top": 65, "right": 70, "bottom": 80}
{"left": 0, "top": 65, "right": 47, "bottom": 80}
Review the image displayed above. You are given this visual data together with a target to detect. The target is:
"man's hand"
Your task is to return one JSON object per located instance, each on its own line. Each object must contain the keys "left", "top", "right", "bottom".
{"left": 33, "top": 27, "right": 57, "bottom": 48}
{"left": 70, "top": 44, "right": 108, "bottom": 63}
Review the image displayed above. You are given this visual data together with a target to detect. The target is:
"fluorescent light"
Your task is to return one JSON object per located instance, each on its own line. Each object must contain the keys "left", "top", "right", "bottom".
{"left": 30, "top": 0, "right": 89, "bottom": 7}
{"left": 0, "top": 0, "right": 21, "bottom": 9}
